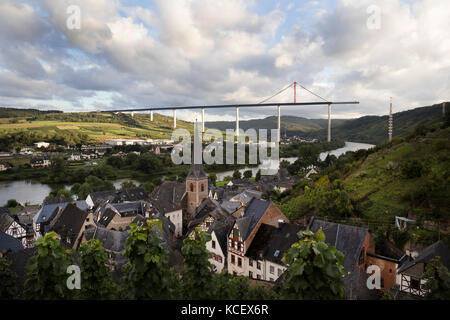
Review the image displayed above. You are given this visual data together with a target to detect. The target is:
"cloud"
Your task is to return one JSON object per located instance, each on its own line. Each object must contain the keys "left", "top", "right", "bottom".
{"left": 0, "top": 0, "right": 448, "bottom": 121}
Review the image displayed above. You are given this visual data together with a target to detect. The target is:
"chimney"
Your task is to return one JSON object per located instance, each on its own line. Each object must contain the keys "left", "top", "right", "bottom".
{"left": 277, "top": 218, "right": 285, "bottom": 228}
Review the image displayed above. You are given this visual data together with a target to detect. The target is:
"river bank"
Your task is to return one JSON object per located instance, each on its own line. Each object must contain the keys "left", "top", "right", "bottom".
{"left": 0, "top": 141, "right": 374, "bottom": 206}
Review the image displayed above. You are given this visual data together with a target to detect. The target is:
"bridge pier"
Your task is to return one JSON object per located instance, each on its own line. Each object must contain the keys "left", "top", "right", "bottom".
{"left": 173, "top": 109, "right": 177, "bottom": 128}
{"left": 277, "top": 105, "right": 281, "bottom": 143}
{"left": 131, "top": 112, "right": 134, "bottom": 117}
{"left": 150, "top": 111, "right": 153, "bottom": 121}
{"left": 202, "top": 108, "right": 205, "bottom": 133}
{"left": 327, "top": 104, "right": 331, "bottom": 142}
{"left": 235, "top": 106, "right": 239, "bottom": 136}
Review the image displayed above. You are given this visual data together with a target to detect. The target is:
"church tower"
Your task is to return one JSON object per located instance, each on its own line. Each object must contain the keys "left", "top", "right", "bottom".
{"left": 186, "top": 162, "right": 208, "bottom": 218}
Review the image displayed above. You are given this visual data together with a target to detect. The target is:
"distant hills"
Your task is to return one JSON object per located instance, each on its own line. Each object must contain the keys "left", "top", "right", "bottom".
{"left": 206, "top": 102, "right": 447, "bottom": 144}
{"left": 0, "top": 102, "right": 447, "bottom": 146}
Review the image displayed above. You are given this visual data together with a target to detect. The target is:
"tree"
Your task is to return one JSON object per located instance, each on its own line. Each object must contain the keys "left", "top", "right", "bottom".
{"left": 255, "top": 169, "right": 262, "bottom": 181}
{"left": 280, "top": 229, "right": 346, "bottom": 300}
{"left": 423, "top": 257, "right": 450, "bottom": 300}
{"left": 78, "top": 239, "right": 117, "bottom": 299}
{"left": 208, "top": 173, "right": 217, "bottom": 185}
{"left": 121, "top": 220, "right": 180, "bottom": 299}
{"left": 243, "top": 170, "right": 252, "bottom": 179}
{"left": 24, "top": 232, "right": 75, "bottom": 300}
{"left": 0, "top": 257, "right": 18, "bottom": 299}
{"left": 232, "top": 170, "right": 242, "bottom": 180}
{"left": 44, "top": 189, "right": 73, "bottom": 204}
{"left": 121, "top": 180, "right": 137, "bottom": 189}
{"left": 6, "top": 199, "right": 19, "bottom": 208}
{"left": 181, "top": 228, "right": 214, "bottom": 300}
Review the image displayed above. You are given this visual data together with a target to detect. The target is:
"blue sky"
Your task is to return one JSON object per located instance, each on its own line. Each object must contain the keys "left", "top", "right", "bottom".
{"left": 0, "top": 0, "right": 448, "bottom": 121}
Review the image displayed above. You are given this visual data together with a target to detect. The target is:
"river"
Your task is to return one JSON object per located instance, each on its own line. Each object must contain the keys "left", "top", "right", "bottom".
{"left": 0, "top": 141, "right": 374, "bottom": 206}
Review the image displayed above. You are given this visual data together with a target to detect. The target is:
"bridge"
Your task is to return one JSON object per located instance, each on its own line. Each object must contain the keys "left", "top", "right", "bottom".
{"left": 99, "top": 82, "right": 359, "bottom": 142}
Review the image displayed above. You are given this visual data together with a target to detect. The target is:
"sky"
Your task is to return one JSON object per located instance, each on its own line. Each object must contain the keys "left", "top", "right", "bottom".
{"left": 0, "top": 0, "right": 448, "bottom": 122}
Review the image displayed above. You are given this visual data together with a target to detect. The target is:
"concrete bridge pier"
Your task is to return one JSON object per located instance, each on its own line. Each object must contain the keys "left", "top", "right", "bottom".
{"left": 202, "top": 108, "right": 205, "bottom": 133}
{"left": 173, "top": 109, "right": 177, "bottom": 128}
{"left": 277, "top": 105, "right": 281, "bottom": 143}
{"left": 235, "top": 106, "right": 239, "bottom": 137}
{"left": 327, "top": 104, "right": 331, "bottom": 142}
{"left": 150, "top": 110, "right": 153, "bottom": 121}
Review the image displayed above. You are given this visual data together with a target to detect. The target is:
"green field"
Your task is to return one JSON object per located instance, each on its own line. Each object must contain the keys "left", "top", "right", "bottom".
{"left": 0, "top": 112, "right": 196, "bottom": 144}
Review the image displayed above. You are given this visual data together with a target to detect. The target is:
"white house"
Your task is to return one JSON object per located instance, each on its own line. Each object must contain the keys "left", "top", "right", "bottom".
{"left": 34, "top": 142, "right": 50, "bottom": 148}
{"left": 165, "top": 209, "right": 183, "bottom": 238}
{"left": 207, "top": 230, "right": 227, "bottom": 273}
{"left": 0, "top": 213, "right": 28, "bottom": 248}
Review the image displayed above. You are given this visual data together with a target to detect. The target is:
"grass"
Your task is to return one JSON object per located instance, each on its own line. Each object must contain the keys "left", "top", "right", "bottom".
{"left": 0, "top": 113, "right": 197, "bottom": 142}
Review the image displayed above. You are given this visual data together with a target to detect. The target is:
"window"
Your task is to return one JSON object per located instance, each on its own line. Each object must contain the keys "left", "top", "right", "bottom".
{"left": 249, "top": 271, "right": 253, "bottom": 278}
{"left": 257, "top": 262, "right": 261, "bottom": 270}
{"left": 238, "top": 257, "right": 242, "bottom": 267}
{"left": 190, "top": 183, "right": 194, "bottom": 192}
{"left": 359, "top": 249, "right": 365, "bottom": 265}
{"left": 270, "top": 278, "right": 274, "bottom": 282}
{"left": 201, "top": 184, "right": 204, "bottom": 192}
{"left": 381, "top": 277, "right": 385, "bottom": 288}
{"left": 411, "top": 278, "right": 420, "bottom": 290}
{"left": 233, "top": 229, "right": 239, "bottom": 237}
{"left": 249, "top": 258, "right": 253, "bottom": 267}
{"left": 278, "top": 269, "right": 283, "bottom": 277}
{"left": 257, "top": 275, "right": 261, "bottom": 280}
{"left": 270, "top": 266, "right": 275, "bottom": 274}
{"left": 231, "top": 254, "right": 235, "bottom": 264}
{"left": 212, "top": 240, "right": 216, "bottom": 249}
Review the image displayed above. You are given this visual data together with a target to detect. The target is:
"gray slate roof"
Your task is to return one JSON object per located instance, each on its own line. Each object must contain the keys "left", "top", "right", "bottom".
{"left": 397, "top": 240, "right": 450, "bottom": 274}
{"left": 236, "top": 198, "right": 270, "bottom": 241}
{"left": 0, "top": 231, "right": 24, "bottom": 253}
{"left": 150, "top": 181, "right": 186, "bottom": 212}
{"left": 34, "top": 200, "right": 89, "bottom": 225}
{"left": 84, "top": 227, "right": 128, "bottom": 252}
{"left": 0, "top": 212, "right": 15, "bottom": 232}
{"left": 0, "top": 207, "right": 11, "bottom": 215}
{"left": 246, "top": 223, "right": 304, "bottom": 264}
{"left": 309, "top": 218, "right": 368, "bottom": 272}
{"left": 48, "top": 203, "right": 90, "bottom": 248}
{"left": 187, "top": 163, "right": 207, "bottom": 180}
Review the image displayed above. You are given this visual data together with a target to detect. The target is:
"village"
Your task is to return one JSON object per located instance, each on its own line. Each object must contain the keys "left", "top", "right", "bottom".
{"left": 1, "top": 150, "right": 448, "bottom": 300}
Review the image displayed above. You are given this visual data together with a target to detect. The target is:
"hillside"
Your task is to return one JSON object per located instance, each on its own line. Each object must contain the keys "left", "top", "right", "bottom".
{"left": 279, "top": 119, "right": 450, "bottom": 255}
{"left": 206, "top": 102, "right": 447, "bottom": 144}
{"left": 0, "top": 111, "right": 195, "bottom": 150}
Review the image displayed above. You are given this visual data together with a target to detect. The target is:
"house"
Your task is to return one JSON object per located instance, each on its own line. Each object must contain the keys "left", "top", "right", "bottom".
{"left": 308, "top": 218, "right": 379, "bottom": 300}
{"left": 0, "top": 232, "right": 24, "bottom": 257}
{"left": 246, "top": 222, "right": 304, "bottom": 282}
{"left": 227, "top": 198, "right": 289, "bottom": 276}
{"left": 68, "top": 152, "right": 81, "bottom": 161}
{"left": 33, "top": 142, "right": 50, "bottom": 149}
{"left": 305, "top": 167, "right": 319, "bottom": 180}
{"left": 83, "top": 227, "right": 128, "bottom": 271}
{"left": 33, "top": 200, "right": 89, "bottom": 237}
{"left": 85, "top": 187, "right": 149, "bottom": 209}
{"left": 209, "top": 187, "right": 225, "bottom": 202}
{"left": 0, "top": 213, "right": 28, "bottom": 248}
{"left": 96, "top": 201, "right": 154, "bottom": 231}
{"left": 0, "top": 161, "right": 12, "bottom": 171}
{"left": 48, "top": 203, "right": 95, "bottom": 250}
{"left": 229, "top": 189, "right": 262, "bottom": 205}
{"left": 187, "top": 198, "right": 236, "bottom": 273}
{"left": 30, "top": 156, "right": 51, "bottom": 168}
{"left": 396, "top": 240, "right": 450, "bottom": 298}
{"left": 19, "top": 146, "right": 35, "bottom": 155}
{"left": 150, "top": 181, "right": 186, "bottom": 237}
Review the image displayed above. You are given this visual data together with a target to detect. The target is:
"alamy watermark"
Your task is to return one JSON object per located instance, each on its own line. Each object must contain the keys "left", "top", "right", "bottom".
{"left": 170, "top": 122, "right": 280, "bottom": 175}
{"left": 66, "top": 5, "right": 81, "bottom": 30}
{"left": 366, "top": 5, "right": 381, "bottom": 30}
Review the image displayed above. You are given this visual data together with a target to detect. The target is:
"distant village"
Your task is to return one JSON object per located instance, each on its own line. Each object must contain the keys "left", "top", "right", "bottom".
{"left": 1, "top": 137, "right": 449, "bottom": 299}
